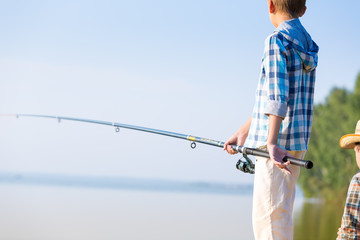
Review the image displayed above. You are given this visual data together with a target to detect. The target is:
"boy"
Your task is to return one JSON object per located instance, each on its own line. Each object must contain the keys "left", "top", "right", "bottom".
{"left": 224, "top": 0, "right": 319, "bottom": 239}
{"left": 337, "top": 120, "right": 360, "bottom": 239}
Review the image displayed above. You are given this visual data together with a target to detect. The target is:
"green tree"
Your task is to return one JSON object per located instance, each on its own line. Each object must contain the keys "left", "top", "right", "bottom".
{"left": 298, "top": 73, "right": 360, "bottom": 200}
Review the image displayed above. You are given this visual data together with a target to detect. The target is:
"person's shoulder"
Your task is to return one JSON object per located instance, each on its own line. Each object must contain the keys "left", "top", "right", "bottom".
{"left": 351, "top": 172, "right": 360, "bottom": 185}
{"left": 353, "top": 172, "right": 360, "bottom": 180}
{"left": 266, "top": 31, "right": 285, "bottom": 40}
{"left": 264, "top": 32, "right": 289, "bottom": 50}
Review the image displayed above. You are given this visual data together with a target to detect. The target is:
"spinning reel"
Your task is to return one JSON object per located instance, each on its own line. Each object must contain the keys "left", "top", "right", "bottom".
{"left": 236, "top": 153, "right": 255, "bottom": 174}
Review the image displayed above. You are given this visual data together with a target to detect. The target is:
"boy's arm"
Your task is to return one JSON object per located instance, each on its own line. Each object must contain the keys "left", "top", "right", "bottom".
{"left": 223, "top": 117, "right": 252, "bottom": 155}
{"left": 263, "top": 34, "right": 295, "bottom": 173}
{"left": 267, "top": 114, "right": 294, "bottom": 174}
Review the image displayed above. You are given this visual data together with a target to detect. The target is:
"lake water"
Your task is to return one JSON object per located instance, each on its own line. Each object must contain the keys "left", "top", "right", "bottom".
{"left": 0, "top": 172, "right": 344, "bottom": 240}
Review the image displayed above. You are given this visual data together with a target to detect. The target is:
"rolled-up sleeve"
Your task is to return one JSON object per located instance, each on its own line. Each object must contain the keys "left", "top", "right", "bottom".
{"left": 263, "top": 35, "right": 289, "bottom": 119}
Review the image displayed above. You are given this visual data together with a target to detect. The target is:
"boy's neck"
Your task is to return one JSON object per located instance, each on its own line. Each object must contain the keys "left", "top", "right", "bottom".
{"left": 270, "top": 13, "right": 295, "bottom": 28}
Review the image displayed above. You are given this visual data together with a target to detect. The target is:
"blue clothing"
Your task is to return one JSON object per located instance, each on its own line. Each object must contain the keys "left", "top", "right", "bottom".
{"left": 244, "top": 18, "right": 319, "bottom": 151}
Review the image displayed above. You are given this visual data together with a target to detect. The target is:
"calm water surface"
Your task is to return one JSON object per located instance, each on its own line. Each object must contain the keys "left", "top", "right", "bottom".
{"left": 0, "top": 184, "right": 253, "bottom": 240}
{"left": 0, "top": 176, "right": 345, "bottom": 240}
{"left": 294, "top": 199, "right": 344, "bottom": 240}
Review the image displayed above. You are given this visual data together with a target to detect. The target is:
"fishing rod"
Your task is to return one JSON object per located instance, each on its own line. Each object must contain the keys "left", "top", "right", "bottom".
{"left": 2, "top": 114, "right": 313, "bottom": 173}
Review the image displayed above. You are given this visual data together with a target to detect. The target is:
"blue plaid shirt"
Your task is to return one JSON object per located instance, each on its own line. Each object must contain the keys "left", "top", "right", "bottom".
{"left": 244, "top": 19, "right": 319, "bottom": 151}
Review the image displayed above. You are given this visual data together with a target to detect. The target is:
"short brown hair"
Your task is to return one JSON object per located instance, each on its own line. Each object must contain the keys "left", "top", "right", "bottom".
{"left": 272, "top": 0, "right": 306, "bottom": 17}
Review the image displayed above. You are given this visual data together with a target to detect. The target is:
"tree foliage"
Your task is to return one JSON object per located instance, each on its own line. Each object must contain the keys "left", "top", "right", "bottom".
{"left": 298, "top": 73, "right": 360, "bottom": 200}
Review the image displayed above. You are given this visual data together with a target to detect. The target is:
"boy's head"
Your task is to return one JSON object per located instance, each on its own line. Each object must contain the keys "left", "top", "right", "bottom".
{"left": 340, "top": 120, "right": 360, "bottom": 168}
{"left": 267, "top": 0, "right": 307, "bottom": 18}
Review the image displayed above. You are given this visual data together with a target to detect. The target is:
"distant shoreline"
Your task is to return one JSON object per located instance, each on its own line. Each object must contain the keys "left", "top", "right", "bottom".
{"left": 0, "top": 171, "right": 253, "bottom": 196}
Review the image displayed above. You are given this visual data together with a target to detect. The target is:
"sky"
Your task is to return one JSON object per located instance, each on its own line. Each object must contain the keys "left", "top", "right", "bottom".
{"left": 0, "top": 0, "right": 359, "bottom": 185}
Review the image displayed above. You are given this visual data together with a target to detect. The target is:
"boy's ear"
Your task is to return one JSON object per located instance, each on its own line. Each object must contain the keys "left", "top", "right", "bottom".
{"left": 268, "top": 0, "right": 276, "bottom": 14}
{"left": 299, "top": 6, "right": 307, "bottom": 17}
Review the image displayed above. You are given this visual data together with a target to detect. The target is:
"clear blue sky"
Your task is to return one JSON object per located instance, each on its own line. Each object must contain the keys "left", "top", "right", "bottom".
{"left": 0, "top": 0, "right": 359, "bottom": 184}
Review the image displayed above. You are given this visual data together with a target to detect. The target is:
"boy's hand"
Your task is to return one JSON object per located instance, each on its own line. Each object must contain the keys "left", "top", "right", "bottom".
{"left": 223, "top": 130, "right": 247, "bottom": 155}
{"left": 267, "top": 144, "right": 293, "bottom": 174}
{"left": 224, "top": 117, "right": 252, "bottom": 155}
{"left": 266, "top": 115, "right": 293, "bottom": 174}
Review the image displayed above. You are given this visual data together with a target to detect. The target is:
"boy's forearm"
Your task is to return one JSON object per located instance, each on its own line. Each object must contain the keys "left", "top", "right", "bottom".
{"left": 232, "top": 117, "right": 252, "bottom": 141}
{"left": 267, "top": 115, "right": 283, "bottom": 146}
{"left": 224, "top": 116, "right": 252, "bottom": 154}
{"left": 237, "top": 116, "right": 252, "bottom": 137}
{"left": 266, "top": 114, "right": 291, "bottom": 172}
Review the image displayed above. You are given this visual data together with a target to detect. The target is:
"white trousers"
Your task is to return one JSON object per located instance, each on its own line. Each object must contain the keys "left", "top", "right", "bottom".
{"left": 252, "top": 150, "right": 306, "bottom": 240}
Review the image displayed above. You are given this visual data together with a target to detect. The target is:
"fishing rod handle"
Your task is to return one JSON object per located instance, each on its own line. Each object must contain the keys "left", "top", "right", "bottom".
{"left": 234, "top": 146, "right": 313, "bottom": 169}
